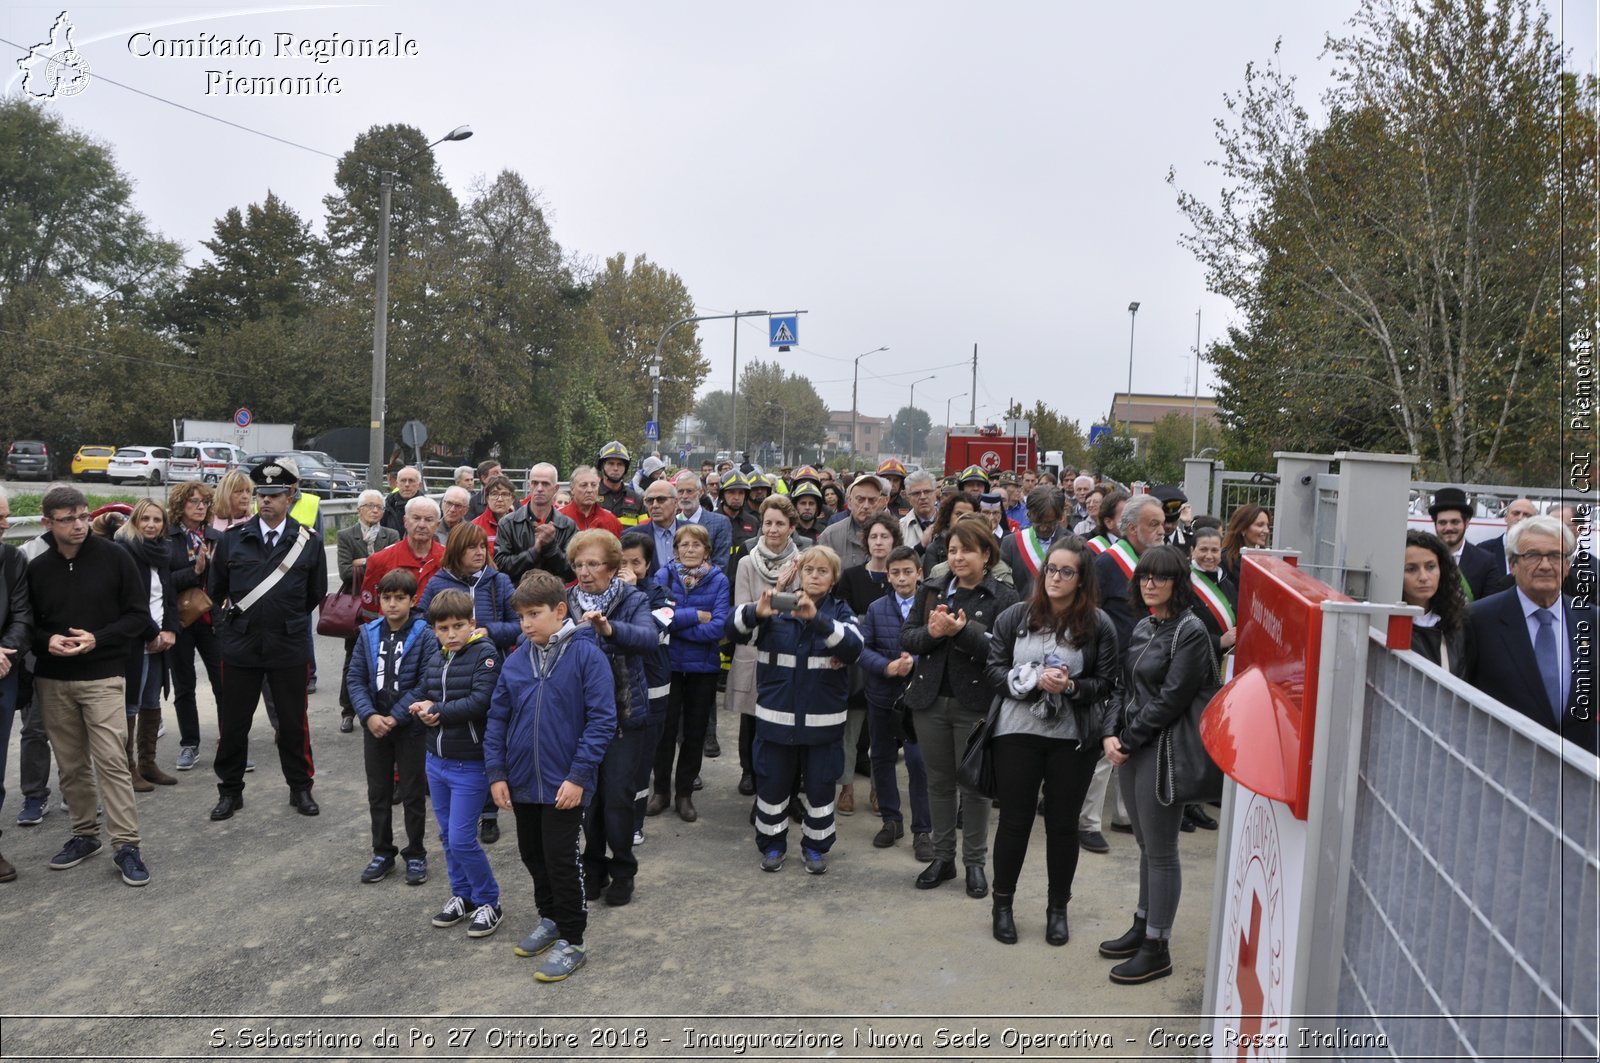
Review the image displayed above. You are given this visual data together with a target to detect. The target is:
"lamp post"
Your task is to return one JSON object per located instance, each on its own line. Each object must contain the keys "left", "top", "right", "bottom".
{"left": 939, "top": 391, "right": 967, "bottom": 473}
{"left": 850, "top": 345, "right": 889, "bottom": 465}
{"left": 1123, "top": 300, "right": 1140, "bottom": 439}
{"left": 907, "top": 373, "right": 936, "bottom": 464}
{"left": 650, "top": 310, "right": 770, "bottom": 452}
{"left": 368, "top": 124, "right": 473, "bottom": 488}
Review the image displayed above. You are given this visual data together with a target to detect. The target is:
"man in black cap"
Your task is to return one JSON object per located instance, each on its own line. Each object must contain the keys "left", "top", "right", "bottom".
{"left": 208, "top": 459, "right": 327, "bottom": 821}
{"left": 1430, "top": 487, "right": 1496, "bottom": 601}
{"left": 1151, "top": 485, "right": 1194, "bottom": 555}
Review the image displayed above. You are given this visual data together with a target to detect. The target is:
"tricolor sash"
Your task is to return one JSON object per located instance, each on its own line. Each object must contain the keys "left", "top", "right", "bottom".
{"left": 1106, "top": 538, "right": 1139, "bottom": 579}
{"left": 1191, "top": 566, "right": 1236, "bottom": 630}
{"left": 1017, "top": 528, "right": 1048, "bottom": 577}
{"left": 1087, "top": 534, "right": 1113, "bottom": 556}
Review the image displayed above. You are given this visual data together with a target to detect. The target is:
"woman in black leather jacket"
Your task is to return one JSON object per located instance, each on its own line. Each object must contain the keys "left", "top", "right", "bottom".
{"left": 983, "top": 537, "right": 1119, "bottom": 947}
{"left": 1099, "top": 544, "right": 1215, "bottom": 985}
{"left": 900, "top": 515, "right": 1018, "bottom": 898}
{"left": 1402, "top": 530, "right": 1470, "bottom": 676}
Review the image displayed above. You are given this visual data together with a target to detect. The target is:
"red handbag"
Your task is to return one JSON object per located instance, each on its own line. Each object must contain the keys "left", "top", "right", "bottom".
{"left": 317, "top": 581, "right": 364, "bottom": 640}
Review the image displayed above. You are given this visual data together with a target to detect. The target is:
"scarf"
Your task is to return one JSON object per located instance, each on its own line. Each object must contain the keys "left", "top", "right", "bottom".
{"left": 750, "top": 537, "right": 799, "bottom": 578}
{"left": 676, "top": 560, "right": 713, "bottom": 591}
{"left": 572, "top": 577, "right": 624, "bottom": 616}
{"left": 361, "top": 521, "right": 380, "bottom": 549}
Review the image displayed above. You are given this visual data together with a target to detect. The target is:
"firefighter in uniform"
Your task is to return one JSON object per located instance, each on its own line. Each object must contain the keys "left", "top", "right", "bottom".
{"left": 597, "top": 441, "right": 645, "bottom": 527}
{"left": 208, "top": 460, "right": 327, "bottom": 821}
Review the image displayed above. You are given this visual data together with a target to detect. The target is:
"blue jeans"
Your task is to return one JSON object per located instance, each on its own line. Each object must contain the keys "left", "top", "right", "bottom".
{"left": 867, "top": 700, "right": 930, "bottom": 834}
{"left": 126, "top": 651, "right": 162, "bottom": 717}
{"left": 0, "top": 670, "right": 17, "bottom": 817}
{"left": 425, "top": 755, "right": 498, "bottom": 907}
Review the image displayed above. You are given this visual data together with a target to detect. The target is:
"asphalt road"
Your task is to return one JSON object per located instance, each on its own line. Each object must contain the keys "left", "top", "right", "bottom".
{"left": 0, "top": 548, "right": 1220, "bottom": 1061}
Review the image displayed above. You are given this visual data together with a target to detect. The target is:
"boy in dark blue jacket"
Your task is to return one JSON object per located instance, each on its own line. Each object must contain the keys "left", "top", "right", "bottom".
{"left": 346, "top": 569, "right": 435, "bottom": 886}
{"left": 486, "top": 570, "right": 616, "bottom": 983}
{"left": 857, "top": 546, "right": 932, "bottom": 859}
{"left": 402, "top": 588, "right": 502, "bottom": 939}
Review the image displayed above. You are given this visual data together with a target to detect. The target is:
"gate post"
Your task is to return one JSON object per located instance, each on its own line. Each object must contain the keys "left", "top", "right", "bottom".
{"left": 1271, "top": 453, "right": 1332, "bottom": 557}
{"left": 1331, "top": 451, "right": 1417, "bottom": 601}
{"left": 1185, "top": 457, "right": 1216, "bottom": 518}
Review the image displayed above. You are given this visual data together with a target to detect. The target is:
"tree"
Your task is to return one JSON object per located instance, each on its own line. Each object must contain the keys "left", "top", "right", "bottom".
{"left": 888, "top": 406, "right": 932, "bottom": 458}
{"left": 1172, "top": 0, "right": 1597, "bottom": 483}
{"left": 693, "top": 361, "right": 828, "bottom": 463}
{"left": 170, "top": 191, "right": 325, "bottom": 332}
{"left": 1143, "top": 411, "right": 1226, "bottom": 484}
{"left": 322, "top": 124, "right": 462, "bottom": 268}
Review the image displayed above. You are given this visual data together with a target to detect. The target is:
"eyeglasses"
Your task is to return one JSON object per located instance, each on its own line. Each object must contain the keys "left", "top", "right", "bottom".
{"left": 1138, "top": 574, "right": 1173, "bottom": 585}
{"left": 1515, "top": 550, "right": 1569, "bottom": 567}
{"left": 1044, "top": 564, "right": 1078, "bottom": 580}
{"left": 645, "top": 496, "right": 673, "bottom": 505}
{"left": 46, "top": 513, "right": 91, "bottom": 525}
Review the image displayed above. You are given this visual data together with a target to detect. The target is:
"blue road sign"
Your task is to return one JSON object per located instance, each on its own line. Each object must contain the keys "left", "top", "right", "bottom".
{"left": 769, "top": 316, "right": 798, "bottom": 347}
{"left": 234, "top": 407, "right": 252, "bottom": 428}
{"left": 1089, "top": 424, "right": 1111, "bottom": 445}
{"left": 645, "top": 420, "right": 660, "bottom": 441}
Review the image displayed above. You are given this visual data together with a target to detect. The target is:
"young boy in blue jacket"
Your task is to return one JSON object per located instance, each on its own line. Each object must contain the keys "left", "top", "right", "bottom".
{"left": 401, "top": 588, "right": 502, "bottom": 939}
{"left": 485, "top": 570, "right": 616, "bottom": 983}
{"left": 346, "top": 569, "right": 435, "bottom": 886}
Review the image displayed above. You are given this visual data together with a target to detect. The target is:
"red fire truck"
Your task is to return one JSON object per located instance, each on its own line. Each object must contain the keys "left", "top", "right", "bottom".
{"left": 943, "top": 420, "right": 1038, "bottom": 477}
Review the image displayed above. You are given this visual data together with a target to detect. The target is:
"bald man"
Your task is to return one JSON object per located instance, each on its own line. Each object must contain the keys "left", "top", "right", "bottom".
{"left": 1480, "top": 498, "right": 1538, "bottom": 595}
{"left": 381, "top": 466, "right": 425, "bottom": 534}
{"left": 492, "top": 463, "right": 577, "bottom": 584}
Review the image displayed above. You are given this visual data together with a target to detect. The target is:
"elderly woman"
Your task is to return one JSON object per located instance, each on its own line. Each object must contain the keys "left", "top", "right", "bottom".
{"left": 470, "top": 473, "right": 518, "bottom": 553}
{"left": 728, "top": 496, "right": 803, "bottom": 796}
{"left": 211, "top": 469, "right": 254, "bottom": 532}
{"left": 984, "top": 536, "right": 1119, "bottom": 946}
{"left": 901, "top": 514, "right": 1020, "bottom": 897}
{"left": 117, "top": 499, "right": 178, "bottom": 791}
{"left": 726, "top": 545, "right": 863, "bottom": 874}
{"left": 335, "top": 489, "right": 400, "bottom": 733}
{"left": 564, "top": 529, "right": 659, "bottom": 907}
{"left": 1100, "top": 545, "right": 1218, "bottom": 985}
{"left": 648, "top": 523, "right": 730, "bottom": 823}
{"left": 165, "top": 481, "right": 222, "bottom": 772}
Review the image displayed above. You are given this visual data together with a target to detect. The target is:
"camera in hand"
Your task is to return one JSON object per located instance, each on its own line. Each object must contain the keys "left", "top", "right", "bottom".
{"left": 771, "top": 592, "right": 800, "bottom": 614}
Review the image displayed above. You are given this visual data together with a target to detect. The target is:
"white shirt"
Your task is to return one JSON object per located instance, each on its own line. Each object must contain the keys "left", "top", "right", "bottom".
{"left": 1516, "top": 587, "right": 1569, "bottom": 710}
{"left": 258, "top": 516, "right": 287, "bottom": 543}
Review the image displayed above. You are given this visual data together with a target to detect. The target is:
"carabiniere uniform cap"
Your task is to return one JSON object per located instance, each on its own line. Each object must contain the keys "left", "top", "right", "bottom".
{"left": 251, "top": 459, "right": 299, "bottom": 494}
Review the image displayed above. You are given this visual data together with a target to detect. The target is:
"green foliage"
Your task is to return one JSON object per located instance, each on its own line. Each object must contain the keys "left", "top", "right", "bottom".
{"left": 1003, "top": 400, "right": 1091, "bottom": 470}
{"left": 888, "top": 406, "right": 932, "bottom": 457}
{"left": 694, "top": 360, "right": 828, "bottom": 464}
{"left": 1090, "top": 433, "right": 1141, "bottom": 486}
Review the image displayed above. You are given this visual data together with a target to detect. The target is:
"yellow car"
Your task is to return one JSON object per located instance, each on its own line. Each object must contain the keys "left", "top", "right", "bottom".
{"left": 71, "top": 445, "right": 116, "bottom": 481}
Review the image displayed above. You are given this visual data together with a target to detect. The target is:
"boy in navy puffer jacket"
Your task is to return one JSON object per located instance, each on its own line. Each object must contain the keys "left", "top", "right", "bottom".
{"left": 486, "top": 571, "right": 616, "bottom": 983}
{"left": 400, "top": 588, "right": 502, "bottom": 939}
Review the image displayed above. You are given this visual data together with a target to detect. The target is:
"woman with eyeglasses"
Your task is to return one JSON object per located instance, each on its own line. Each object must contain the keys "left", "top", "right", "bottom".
{"left": 336, "top": 490, "right": 400, "bottom": 732}
{"left": 164, "top": 482, "right": 223, "bottom": 772}
{"left": 983, "top": 536, "right": 1119, "bottom": 946}
{"left": 470, "top": 474, "right": 518, "bottom": 554}
{"left": 1100, "top": 544, "right": 1217, "bottom": 985}
{"left": 1401, "top": 529, "right": 1470, "bottom": 676}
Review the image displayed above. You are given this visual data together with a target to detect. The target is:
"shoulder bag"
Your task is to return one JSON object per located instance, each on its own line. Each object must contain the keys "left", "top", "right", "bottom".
{"left": 317, "top": 579, "right": 363, "bottom": 640}
{"left": 956, "top": 696, "right": 1002, "bottom": 799}
{"left": 176, "top": 586, "right": 212, "bottom": 628}
{"left": 1154, "top": 612, "right": 1224, "bottom": 806}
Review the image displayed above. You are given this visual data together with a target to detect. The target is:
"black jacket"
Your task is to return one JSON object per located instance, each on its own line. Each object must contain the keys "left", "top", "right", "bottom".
{"left": 1456, "top": 541, "right": 1498, "bottom": 601}
{"left": 899, "top": 574, "right": 1018, "bottom": 711}
{"left": 380, "top": 490, "right": 415, "bottom": 535}
{"left": 120, "top": 535, "right": 177, "bottom": 642}
{"left": 1095, "top": 548, "right": 1138, "bottom": 664}
{"left": 0, "top": 543, "right": 31, "bottom": 654}
{"left": 493, "top": 504, "right": 577, "bottom": 586}
{"left": 209, "top": 517, "right": 326, "bottom": 669}
{"left": 400, "top": 634, "right": 499, "bottom": 761}
{"left": 27, "top": 533, "right": 147, "bottom": 681}
{"left": 166, "top": 523, "right": 222, "bottom": 600}
{"left": 1118, "top": 611, "right": 1216, "bottom": 754}
{"left": 985, "top": 601, "right": 1122, "bottom": 745}
{"left": 1465, "top": 589, "right": 1597, "bottom": 754}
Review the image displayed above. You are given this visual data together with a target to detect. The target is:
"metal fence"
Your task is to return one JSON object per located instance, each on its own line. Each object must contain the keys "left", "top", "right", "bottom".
{"left": 1306, "top": 471, "right": 1348, "bottom": 591}
{"left": 1338, "top": 642, "right": 1600, "bottom": 1059}
{"left": 1211, "top": 469, "right": 1279, "bottom": 519}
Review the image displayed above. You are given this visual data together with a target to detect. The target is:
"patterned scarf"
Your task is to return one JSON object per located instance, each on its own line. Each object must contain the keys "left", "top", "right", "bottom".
{"left": 676, "top": 561, "right": 713, "bottom": 590}
{"left": 572, "top": 577, "right": 624, "bottom": 616}
{"left": 749, "top": 537, "right": 798, "bottom": 577}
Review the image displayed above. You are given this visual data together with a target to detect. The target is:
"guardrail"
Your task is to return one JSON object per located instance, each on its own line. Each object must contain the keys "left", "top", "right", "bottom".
{"left": 4, "top": 499, "right": 366, "bottom": 545}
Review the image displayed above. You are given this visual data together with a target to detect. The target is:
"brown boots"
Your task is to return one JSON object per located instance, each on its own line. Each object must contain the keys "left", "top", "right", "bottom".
{"left": 126, "top": 721, "right": 153, "bottom": 792}
{"left": 137, "top": 710, "right": 177, "bottom": 787}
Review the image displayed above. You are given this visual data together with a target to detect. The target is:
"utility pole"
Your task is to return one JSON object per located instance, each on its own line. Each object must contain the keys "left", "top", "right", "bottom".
{"left": 1124, "top": 301, "right": 1141, "bottom": 438}
{"left": 730, "top": 316, "right": 741, "bottom": 459}
{"left": 1192, "top": 307, "right": 1202, "bottom": 453}
{"left": 851, "top": 345, "right": 889, "bottom": 464}
{"left": 969, "top": 343, "right": 977, "bottom": 424}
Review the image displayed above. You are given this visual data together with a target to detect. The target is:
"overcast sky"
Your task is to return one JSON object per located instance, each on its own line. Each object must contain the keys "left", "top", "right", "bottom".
{"left": 5, "top": 1, "right": 1596, "bottom": 436}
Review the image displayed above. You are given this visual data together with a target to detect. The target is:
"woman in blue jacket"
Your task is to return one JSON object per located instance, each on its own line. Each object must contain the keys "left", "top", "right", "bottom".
{"left": 565, "top": 530, "right": 658, "bottom": 907}
{"left": 726, "top": 545, "right": 863, "bottom": 875}
{"left": 648, "top": 523, "right": 729, "bottom": 824}
{"left": 419, "top": 522, "right": 519, "bottom": 653}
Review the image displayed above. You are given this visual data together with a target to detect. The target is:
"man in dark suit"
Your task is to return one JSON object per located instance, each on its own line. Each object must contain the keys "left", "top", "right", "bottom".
{"left": 672, "top": 472, "right": 733, "bottom": 569}
{"left": 208, "top": 460, "right": 328, "bottom": 820}
{"left": 1466, "top": 514, "right": 1597, "bottom": 755}
{"left": 1479, "top": 497, "right": 1537, "bottom": 597}
{"left": 1430, "top": 487, "right": 1496, "bottom": 601}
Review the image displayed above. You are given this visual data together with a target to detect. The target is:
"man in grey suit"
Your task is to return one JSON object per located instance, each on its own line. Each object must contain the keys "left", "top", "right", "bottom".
{"left": 335, "top": 489, "right": 400, "bottom": 733}
{"left": 673, "top": 472, "right": 732, "bottom": 569}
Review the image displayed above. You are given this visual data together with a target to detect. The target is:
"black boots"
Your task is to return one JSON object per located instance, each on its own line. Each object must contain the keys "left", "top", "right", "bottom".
{"left": 991, "top": 893, "right": 1017, "bottom": 944}
{"left": 1109, "top": 937, "right": 1172, "bottom": 984}
{"left": 1098, "top": 914, "right": 1146, "bottom": 959}
{"left": 1045, "top": 901, "right": 1070, "bottom": 946}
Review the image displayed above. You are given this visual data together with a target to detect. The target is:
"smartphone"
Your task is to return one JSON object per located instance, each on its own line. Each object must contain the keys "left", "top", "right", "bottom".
{"left": 771, "top": 592, "right": 799, "bottom": 613}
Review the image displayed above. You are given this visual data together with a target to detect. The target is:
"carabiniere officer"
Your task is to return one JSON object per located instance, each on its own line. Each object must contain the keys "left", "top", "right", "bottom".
{"left": 208, "top": 459, "right": 328, "bottom": 821}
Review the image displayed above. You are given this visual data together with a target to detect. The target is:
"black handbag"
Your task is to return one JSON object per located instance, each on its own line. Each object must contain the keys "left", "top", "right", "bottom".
{"left": 1155, "top": 614, "right": 1224, "bottom": 806}
{"left": 956, "top": 698, "right": 1001, "bottom": 799}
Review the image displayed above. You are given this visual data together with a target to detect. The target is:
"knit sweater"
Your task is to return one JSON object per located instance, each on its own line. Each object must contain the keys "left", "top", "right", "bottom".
{"left": 27, "top": 533, "right": 148, "bottom": 681}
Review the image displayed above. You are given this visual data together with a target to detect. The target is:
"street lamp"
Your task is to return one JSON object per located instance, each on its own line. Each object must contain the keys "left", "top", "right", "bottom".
{"left": 907, "top": 374, "right": 936, "bottom": 463}
{"left": 1123, "top": 300, "right": 1140, "bottom": 439}
{"left": 368, "top": 124, "right": 473, "bottom": 488}
{"left": 850, "top": 345, "right": 889, "bottom": 464}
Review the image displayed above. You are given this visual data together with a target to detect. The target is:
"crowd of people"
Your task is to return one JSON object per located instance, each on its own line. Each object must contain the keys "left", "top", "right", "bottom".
{"left": 0, "top": 440, "right": 1591, "bottom": 987}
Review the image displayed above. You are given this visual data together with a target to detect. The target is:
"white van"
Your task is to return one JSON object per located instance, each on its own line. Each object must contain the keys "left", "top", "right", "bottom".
{"left": 169, "top": 440, "right": 246, "bottom": 484}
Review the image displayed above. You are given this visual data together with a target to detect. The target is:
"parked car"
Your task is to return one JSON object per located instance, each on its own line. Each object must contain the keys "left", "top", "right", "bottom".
{"left": 168, "top": 441, "right": 247, "bottom": 485}
{"left": 71, "top": 445, "right": 116, "bottom": 481}
{"left": 4, "top": 440, "right": 53, "bottom": 481}
{"left": 106, "top": 446, "right": 173, "bottom": 485}
{"left": 243, "top": 451, "right": 361, "bottom": 499}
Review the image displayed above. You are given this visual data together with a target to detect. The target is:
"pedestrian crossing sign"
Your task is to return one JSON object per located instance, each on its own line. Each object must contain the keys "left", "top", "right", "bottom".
{"left": 769, "top": 315, "right": 798, "bottom": 349}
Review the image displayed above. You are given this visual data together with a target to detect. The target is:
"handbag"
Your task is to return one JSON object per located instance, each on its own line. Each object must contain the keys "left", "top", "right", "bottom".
{"left": 176, "top": 586, "right": 212, "bottom": 628}
{"left": 956, "top": 697, "right": 1002, "bottom": 799}
{"left": 317, "top": 581, "right": 364, "bottom": 640}
{"left": 1154, "top": 613, "right": 1224, "bottom": 806}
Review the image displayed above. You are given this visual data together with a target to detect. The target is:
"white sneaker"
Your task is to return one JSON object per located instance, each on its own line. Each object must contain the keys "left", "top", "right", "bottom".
{"left": 632, "top": 829, "right": 645, "bottom": 846}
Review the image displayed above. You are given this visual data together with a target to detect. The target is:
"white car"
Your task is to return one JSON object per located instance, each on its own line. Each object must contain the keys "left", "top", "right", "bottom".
{"left": 168, "top": 441, "right": 247, "bottom": 484}
{"left": 106, "top": 446, "right": 172, "bottom": 485}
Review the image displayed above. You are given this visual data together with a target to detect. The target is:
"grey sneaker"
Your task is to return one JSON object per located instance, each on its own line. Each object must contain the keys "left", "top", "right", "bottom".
{"left": 802, "top": 847, "right": 828, "bottom": 875}
{"left": 466, "top": 903, "right": 502, "bottom": 938}
{"left": 533, "top": 941, "right": 587, "bottom": 982}
{"left": 175, "top": 745, "right": 199, "bottom": 771}
{"left": 514, "top": 917, "right": 561, "bottom": 958}
{"left": 760, "top": 849, "right": 785, "bottom": 873}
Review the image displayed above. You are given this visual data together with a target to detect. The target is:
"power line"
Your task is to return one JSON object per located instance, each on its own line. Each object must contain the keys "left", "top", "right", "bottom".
{"left": 0, "top": 36, "right": 341, "bottom": 160}
{"left": 0, "top": 327, "right": 254, "bottom": 379}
